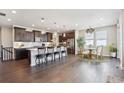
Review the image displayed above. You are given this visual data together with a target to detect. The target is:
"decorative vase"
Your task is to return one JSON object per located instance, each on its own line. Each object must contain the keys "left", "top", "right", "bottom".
{"left": 110, "top": 52, "right": 116, "bottom": 57}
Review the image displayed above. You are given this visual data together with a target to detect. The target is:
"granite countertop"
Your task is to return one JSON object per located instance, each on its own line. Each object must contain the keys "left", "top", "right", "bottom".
{"left": 14, "top": 46, "right": 42, "bottom": 49}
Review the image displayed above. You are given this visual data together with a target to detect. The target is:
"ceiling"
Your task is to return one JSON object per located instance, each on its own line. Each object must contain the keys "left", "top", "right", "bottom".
{"left": 0, "top": 9, "right": 120, "bottom": 32}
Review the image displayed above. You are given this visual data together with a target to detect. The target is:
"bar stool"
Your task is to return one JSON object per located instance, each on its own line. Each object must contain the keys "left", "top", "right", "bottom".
{"left": 54, "top": 46, "right": 61, "bottom": 61}
{"left": 46, "top": 47, "right": 54, "bottom": 63}
{"left": 61, "top": 46, "right": 67, "bottom": 58}
{"left": 35, "top": 47, "right": 46, "bottom": 65}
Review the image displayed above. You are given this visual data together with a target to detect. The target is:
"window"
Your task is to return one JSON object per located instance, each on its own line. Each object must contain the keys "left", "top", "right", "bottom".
{"left": 84, "top": 31, "right": 107, "bottom": 47}
{"left": 85, "top": 40, "right": 94, "bottom": 45}
{"left": 96, "top": 31, "right": 107, "bottom": 46}
{"left": 85, "top": 32, "right": 94, "bottom": 46}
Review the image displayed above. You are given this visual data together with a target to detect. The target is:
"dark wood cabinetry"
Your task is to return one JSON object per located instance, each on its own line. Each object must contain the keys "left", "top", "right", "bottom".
{"left": 34, "top": 30, "right": 41, "bottom": 37}
{"left": 33, "top": 30, "right": 41, "bottom": 42}
{"left": 59, "top": 31, "right": 75, "bottom": 54}
{"left": 14, "top": 27, "right": 25, "bottom": 41}
{"left": 14, "top": 27, "right": 54, "bottom": 60}
{"left": 14, "top": 48, "right": 28, "bottom": 60}
{"left": 46, "top": 32, "right": 53, "bottom": 42}
{"left": 14, "top": 27, "right": 34, "bottom": 42}
{"left": 14, "top": 27, "right": 53, "bottom": 42}
{"left": 26, "top": 32, "right": 34, "bottom": 42}
{"left": 40, "top": 34, "right": 47, "bottom": 42}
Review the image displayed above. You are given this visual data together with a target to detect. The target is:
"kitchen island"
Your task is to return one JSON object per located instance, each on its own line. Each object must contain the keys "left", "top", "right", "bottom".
{"left": 27, "top": 46, "right": 67, "bottom": 66}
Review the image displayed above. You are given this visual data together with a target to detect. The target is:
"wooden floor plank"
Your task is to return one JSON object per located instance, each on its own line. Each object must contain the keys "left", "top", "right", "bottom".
{"left": 0, "top": 55, "right": 123, "bottom": 83}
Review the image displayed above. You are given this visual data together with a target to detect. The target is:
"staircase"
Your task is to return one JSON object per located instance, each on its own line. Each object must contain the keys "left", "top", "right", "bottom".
{"left": 1, "top": 45, "right": 13, "bottom": 62}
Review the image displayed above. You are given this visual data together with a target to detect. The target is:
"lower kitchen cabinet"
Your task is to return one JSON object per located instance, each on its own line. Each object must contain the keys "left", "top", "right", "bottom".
{"left": 14, "top": 48, "right": 28, "bottom": 60}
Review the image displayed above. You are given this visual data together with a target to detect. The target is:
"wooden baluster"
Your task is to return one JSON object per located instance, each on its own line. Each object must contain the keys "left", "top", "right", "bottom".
{"left": 1, "top": 45, "right": 3, "bottom": 62}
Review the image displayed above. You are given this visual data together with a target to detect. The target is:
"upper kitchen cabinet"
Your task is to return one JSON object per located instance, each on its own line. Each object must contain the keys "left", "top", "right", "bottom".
{"left": 14, "top": 27, "right": 34, "bottom": 42}
{"left": 40, "top": 34, "right": 47, "bottom": 42}
{"left": 34, "top": 31, "right": 52, "bottom": 42}
{"left": 26, "top": 31, "right": 34, "bottom": 42}
{"left": 46, "top": 32, "right": 53, "bottom": 42}
{"left": 33, "top": 30, "right": 41, "bottom": 42}
{"left": 14, "top": 27, "right": 25, "bottom": 42}
{"left": 14, "top": 27, "right": 53, "bottom": 42}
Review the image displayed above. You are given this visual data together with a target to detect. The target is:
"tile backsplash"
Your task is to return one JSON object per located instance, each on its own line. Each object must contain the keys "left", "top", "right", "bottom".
{"left": 13, "top": 42, "right": 51, "bottom": 48}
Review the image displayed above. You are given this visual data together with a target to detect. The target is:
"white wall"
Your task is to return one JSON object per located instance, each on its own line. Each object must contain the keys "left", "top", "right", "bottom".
{"left": 117, "top": 24, "right": 120, "bottom": 58}
{"left": 1, "top": 26, "right": 13, "bottom": 47}
{"left": 75, "top": 30, "right": 79, "bottom": 54}
{"left": 119, "top": 10, "right": 124, "bottom": 68}
{"left": 77, "top": 25, "right": 117, "bottom": 56}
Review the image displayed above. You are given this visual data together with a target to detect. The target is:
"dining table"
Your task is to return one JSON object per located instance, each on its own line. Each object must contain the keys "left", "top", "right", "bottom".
{"left": 85, "top": 47, "right": 96, "bottom": 60}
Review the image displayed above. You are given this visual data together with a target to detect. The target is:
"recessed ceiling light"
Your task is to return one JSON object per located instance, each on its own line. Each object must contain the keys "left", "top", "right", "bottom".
{"left": 100, "top": 18, "right": 104, "bottom": 21}
{"left": 41, "top": 20, "right": 44, "bottom": 23}
{"left": 41, "top": 18, "right": 45, "bottom": 22}
{"left": 75, "top": 24, "right": 78, "bottom": 26}
{"left": 32, "top": 24, "right": 35, "bottom": 27}
{"left": 12, "top": 10, "right": 16, "bottom": 14}
{"left": 7, "top": 18, "right": 11, "bottom": 21}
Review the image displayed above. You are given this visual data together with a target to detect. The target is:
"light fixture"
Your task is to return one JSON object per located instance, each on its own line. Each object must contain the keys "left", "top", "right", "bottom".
{"left": 75, "top": 24, "right": 78, "bottom": 26}
{"left": 12, "top": 10, "right": 16, "bottom": 14}
{"left": 86, "top": 26, "right": 95, "bottom": 33}
{"left": 54, "top": 22, "right": 59, "bottom": 28}
{"left": 63, "top": 33, "right": 66, "bottom": 37}
{"left": 41, "top": 30, "right": 46, "bottom": 34}
{"left": 32, "top": 24, "right": 35, "bottom": 27}
{"left": 7, "top": 18, "right": 11, "bottom": 21}
{"left": 41, "top": 18, "right": 45, "bottom": 22}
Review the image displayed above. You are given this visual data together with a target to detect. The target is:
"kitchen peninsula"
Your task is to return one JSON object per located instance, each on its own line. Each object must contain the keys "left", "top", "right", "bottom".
{"left": 27, "top": 46, "right": 67, "bottom": 66}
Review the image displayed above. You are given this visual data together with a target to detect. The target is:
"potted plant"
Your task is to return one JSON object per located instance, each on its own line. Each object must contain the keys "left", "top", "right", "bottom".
{"left": 77, "top": 37, "right": 85, "bottom": 57}
{"left": 108, "top": 44, "right": 117, "bottom": 58}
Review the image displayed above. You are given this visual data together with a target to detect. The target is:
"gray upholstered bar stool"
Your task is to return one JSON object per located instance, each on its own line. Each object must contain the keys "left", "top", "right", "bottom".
{"left": 54, "top": 46, "right": 61, "bottom": 61}
{"left": 35, "top": 47, "right": 46, "bottom": 65}
{"left": 46, "top": 46, "right": 54, "bottom": 63}
{"left": 60, "top": 46, "right": 67, "bottom": 58}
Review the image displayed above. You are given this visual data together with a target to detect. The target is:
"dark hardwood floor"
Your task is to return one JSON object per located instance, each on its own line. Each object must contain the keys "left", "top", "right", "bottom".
{"left": 0, "top": 55, "right": 123, "bottom": 83}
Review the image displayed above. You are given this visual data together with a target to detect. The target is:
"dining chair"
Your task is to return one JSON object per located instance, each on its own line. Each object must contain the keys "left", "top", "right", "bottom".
{"left": 35, "top": 47, "right": 46, "bottom": 65}
{"left": 92, "top": 46, "right": 103, "bottom": 59}
{"left": 82, "top": 45, "right": 90, "bottom": 58}
{"left": 46, "top": 46, "right": 54, "bottom": 63}
{"left": 82, "top": 49, "right": 89, "bottom": 58}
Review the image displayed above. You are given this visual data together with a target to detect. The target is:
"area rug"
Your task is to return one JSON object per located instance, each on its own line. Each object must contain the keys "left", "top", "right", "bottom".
{"left": 106, "top": 75, "right": 124, "bottom": 83}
